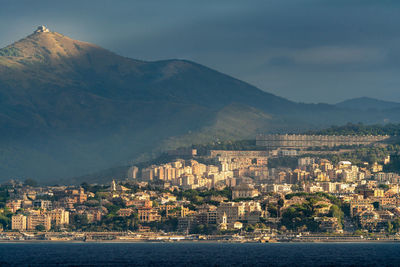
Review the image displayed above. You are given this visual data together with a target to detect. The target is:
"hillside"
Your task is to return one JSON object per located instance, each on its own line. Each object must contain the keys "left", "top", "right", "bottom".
{"left": 306, "top": 122, "right": 400, "bottom": 136}
{"left": 336, "top": 97, "right": 400, "bottom": 111}
{"left": 0, "top": 26, "right": 399, "bottom": 184}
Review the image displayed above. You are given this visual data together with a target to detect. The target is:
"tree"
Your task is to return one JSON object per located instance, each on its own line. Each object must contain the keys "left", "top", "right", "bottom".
{"left": 378, "top": 184, "right": 389, "bottom": 191}
{"left": 354, "top": 229, "right": 364, "bottom": 236}
{"left": 73, "top": 214, "right": 89, "bottom": 228}
{"left": 277, "top": 198, "right": 285, "bottom": 218}
{"left": 0, "top": 214, "right": 10, "bottom": 229}
{"left": 329, "top": 205, "right": 344, "bottom": 228}
{"left": 392, "top": 218, "right": 400, "bottom": 232}
{"left": 267, "top": 204, "right": 278, "bottom": 218}
{"left": 245, "top": 224, "right": 255, "bottom": 232}
{"left": 80, "top": 182, "right": 90, "bottom": 192}
{"left": 35, "top": 224, "right": 45, "bottom": 231}
{"left": 387, "top": 221, "right": 394, "bottom": 234}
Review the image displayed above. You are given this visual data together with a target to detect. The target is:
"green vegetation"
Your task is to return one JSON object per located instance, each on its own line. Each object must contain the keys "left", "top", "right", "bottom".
{"left": 41, "top": 46, "right": 51, "bottom": 54}
{"left": 175, "top": 188, "right": 231, "bottom": 205}
{"left": 35, "top": 224, "right": 46, "bottom": 231}
{"left": 267, "top": 198, "right": 284, "bottom": 218}
{"left": 190, "top": 224, "right": 216, "bottom": 235}
{"left": 0, "top": 186, "right": 11, "bottom": 229}
{"left": 34, "top": 53, "right": 45, "bottom": 61}
{"left": 329, "top": 205, "right": 344, "bottom": 227}
{"left": 80, "top": 183, "right": 109, "bottom": 194}
{"left": 281, "top": 193, "right": 345, "bottom": 232}
{"left": 74, "top": 43, "right": 81, "bottom": 51}
{"left": 281, "top": 202, "right": 320, "bottom": 232}
{"left": 268, "top": 156, "right": 298, "bottom": 169}
{"left": 306, "top": 122, "right": 400, "bottom": 136}
{"left": 328, "top": 146, "right": 399, "bottom": 165}
{"left": 0, "top": 210, "right": 11, "bottom": 230}
{"left": 378, "top": 184, "right": 389, "bottom": 190}
{"left": 1, "top": 29, "right": 400, "bottom": 186}
{"left": 0, "top": 46, "right": 21, "bottom": 57}
{"left": 390, "top": 218, "right": 400, "bottom": 234}
{"left": 0, "top": 186, "right": 9, "bottom": 208}
{"left": 385, "top": 155, "right": 400, "bottom": 173}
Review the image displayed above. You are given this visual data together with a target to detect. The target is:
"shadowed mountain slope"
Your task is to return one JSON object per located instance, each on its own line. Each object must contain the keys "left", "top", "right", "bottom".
{"left": 0, "top": 27, "right": 398, "bottom": 183}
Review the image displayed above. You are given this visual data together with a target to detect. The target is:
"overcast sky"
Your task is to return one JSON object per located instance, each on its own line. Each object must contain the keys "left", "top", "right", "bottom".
{"left": 1, "top": 0, "right": 399, "bottom": 104}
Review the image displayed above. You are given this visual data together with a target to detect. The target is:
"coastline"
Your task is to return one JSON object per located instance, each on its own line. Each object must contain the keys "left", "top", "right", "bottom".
{"left": 1, "top": 238, "right": 400, "bottom": 244}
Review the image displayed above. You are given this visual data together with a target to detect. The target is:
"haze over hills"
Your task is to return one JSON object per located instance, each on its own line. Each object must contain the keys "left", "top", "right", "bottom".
{"left": 336, "top": 97, "right": 400, "bottom": 111}
{"left": 0, "top": 26, "right": 399, "bottom": 184}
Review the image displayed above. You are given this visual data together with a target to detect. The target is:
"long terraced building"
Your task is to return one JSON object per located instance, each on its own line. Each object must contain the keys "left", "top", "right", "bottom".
{"left": 256, "top": 134, "right": 390, "bottom": 149}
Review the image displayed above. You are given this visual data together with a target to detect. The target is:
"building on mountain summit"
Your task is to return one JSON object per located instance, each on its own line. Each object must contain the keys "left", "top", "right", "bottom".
{"left": 34, "top": 25, "right": 50, "bottom": 33}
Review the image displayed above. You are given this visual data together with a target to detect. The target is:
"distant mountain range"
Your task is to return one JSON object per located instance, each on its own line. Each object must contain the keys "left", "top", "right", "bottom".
{"left": 0, "top": 26, "right": 399, "bottom": 183}
{"left": 336, "top": 97, "right": 400, "bottom": 111}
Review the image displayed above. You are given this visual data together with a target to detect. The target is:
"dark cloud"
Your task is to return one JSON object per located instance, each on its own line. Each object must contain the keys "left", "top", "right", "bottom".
{"left": 0, "top": 0, "right": 399, "bottom": 103}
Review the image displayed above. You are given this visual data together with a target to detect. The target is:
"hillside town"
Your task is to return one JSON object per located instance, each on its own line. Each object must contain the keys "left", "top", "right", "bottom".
{"left": 1, "top": 134, "right": 400, "bottom": 242}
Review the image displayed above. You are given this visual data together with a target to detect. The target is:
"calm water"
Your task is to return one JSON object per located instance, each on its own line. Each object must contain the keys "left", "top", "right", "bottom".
{"left": 0, "top": 242, "right": 399, "bottom": 266}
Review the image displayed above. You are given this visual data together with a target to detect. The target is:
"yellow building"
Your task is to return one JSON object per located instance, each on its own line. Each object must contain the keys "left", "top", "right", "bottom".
{"left": 374, "top": 189, "right": 385, "bottom": 198}
{"left": 27, "top": 214, "right": 51, "bottom": 231}
{"left": 232, "top": 184, "right": 259, "bottom": 200}
{"left": 11, "top": 214, "right": 27, "bottom": 231}
{"left": 371, "top": 162, "right": 383, "bottom": 173}
{"left": 48, "top": 209, "right": 70, "bottom": 226}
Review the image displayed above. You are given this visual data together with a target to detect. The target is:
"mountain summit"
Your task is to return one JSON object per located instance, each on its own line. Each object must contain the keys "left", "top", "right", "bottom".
{"left": 0, "top": 27, "right": 398, "bottom": 183}
{"left": 34, "top": 25, "right": 50, "bottom": 33}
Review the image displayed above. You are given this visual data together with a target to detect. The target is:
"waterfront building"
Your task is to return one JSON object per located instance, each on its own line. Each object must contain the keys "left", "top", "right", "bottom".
{"left": 27, "top": 214, "right": 51, "bottom": 231}
{"left": 316, "top": 217, "right": 340, "bottom": 232}
{"left": 233, "top": 221, "right": 243, "bottom": 229}
{"left": 177, "top": 215, "right": 196, "bottom": 233}
{"left": 48, "top": 209, "right": 69, "bottom": 225}
{"left": 217, "top": 202, "right": 245, "bottom": 224}
{"left": 11, "top": 214, "right": 27, "bottom": 231}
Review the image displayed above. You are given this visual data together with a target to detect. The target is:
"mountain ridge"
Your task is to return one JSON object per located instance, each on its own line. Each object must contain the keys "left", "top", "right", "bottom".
{"left": 336, "top": 97, "right": 400, "bottom": 111}
{"left": 0, "top": 26, "right": 399, "bottom": 183}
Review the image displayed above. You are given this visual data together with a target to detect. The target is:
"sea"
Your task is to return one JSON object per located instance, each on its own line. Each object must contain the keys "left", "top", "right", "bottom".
{"left": 0, "top": 242, "right": 399, "bottom": 266}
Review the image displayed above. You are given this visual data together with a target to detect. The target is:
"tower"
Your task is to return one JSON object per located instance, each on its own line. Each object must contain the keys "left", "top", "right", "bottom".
{"left": 111, "top": 179, "right": 117, "bottom": 192}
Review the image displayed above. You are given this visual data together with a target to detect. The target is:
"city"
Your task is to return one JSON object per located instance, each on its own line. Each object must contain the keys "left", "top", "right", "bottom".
{"left": 1, "top": 133, "right": 400, "bottom": 243}
{"left": 2, "top": 1, "right": 400, "bottom": 265}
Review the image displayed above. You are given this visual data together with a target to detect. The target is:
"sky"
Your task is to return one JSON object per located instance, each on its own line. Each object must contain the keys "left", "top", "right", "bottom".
{"left": 0, "top": 0, "right": 399, "bottom": 104}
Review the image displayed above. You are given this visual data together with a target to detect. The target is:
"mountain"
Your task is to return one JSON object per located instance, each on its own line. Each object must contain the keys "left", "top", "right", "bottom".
{"left": 0, "top": 26, "right": 399, "bottom": 184}
{"left": 336, "top": 97, "right": 400, "bottom": 111}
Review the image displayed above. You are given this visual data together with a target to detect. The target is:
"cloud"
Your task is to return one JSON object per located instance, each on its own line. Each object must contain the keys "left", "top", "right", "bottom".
{"left": 291, "top": 46, "right": 386, "bottom": 65}
{"left": 0, "top": 0, "right": 400, "bottom": 103}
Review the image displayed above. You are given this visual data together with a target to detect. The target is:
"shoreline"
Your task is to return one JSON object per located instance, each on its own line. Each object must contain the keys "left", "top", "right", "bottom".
{"left": 1, "top": 239, "right": 400, "bottom": 244}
